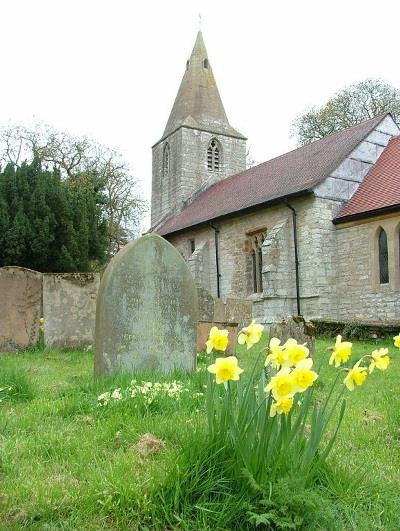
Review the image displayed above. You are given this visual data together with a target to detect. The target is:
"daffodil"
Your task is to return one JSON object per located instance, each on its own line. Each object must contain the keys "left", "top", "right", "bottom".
{"left": 206, "top": 326, "right": 229, "bottom": 354}
{"left": 270, "top": 397, "right": 294, "bottom": 417}
{"left": 394, "top": 334, "right": 400, "bottom": 349}
{"left": 238, "top": 320, "right": 264, "bottom": 349}
{"left": 284, "top": 338, "right": 309, "bottom": 367}
{"left": 265, "top": 337, "right": 289, "bottom": 369}
{"left": 207, "top": 356, "right": 244, "bottom": 384}
{"left": 369, "top": 348, "right": 390, "bottom": 373}
{"left": 329, "top": 335, "right": 352, "bottom": 367}
{"left": 343, "top": 360, "right": 367, "bottom": 391}
{"left": 265, "top": 367, "right": 295, "bottom": 400}
{"left": 291, "top": 358, "right": 318, "bottom": 392}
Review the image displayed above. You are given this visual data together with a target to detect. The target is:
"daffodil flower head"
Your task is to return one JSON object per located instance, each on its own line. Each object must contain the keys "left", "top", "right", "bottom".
{"left": 329, "top": 335, "right": 352, "bottom": 367}
{"left": 207, "top": 356, "right": 244, "bottom": 384}
{"left": 291, "top": 358, "right": 318, "bottom": 392}
{"left": 270, "top": 397, "right": 294, "bottom": 417}
{"left": 265, "top": 367, "right": 295, "bottom": 400}
{"left": 205, "top": 326, "right": 229, "bottom": 354}
{"left": 343, "top": 360, "right": 367, "bottom": 391}
{"left": 393, "top": 334, "right": 400, "bottom": 349}
{"left": 265, "top": 337, "right": 288, "bottom": 369}
{"left": 369, "top": 348, "right": 390, "bottom": 373}
{"left": 283, "top": 338, "right": 309, "bottom": 367}
{"left": 238, "top": 320, "right": 264, "bottom": 350}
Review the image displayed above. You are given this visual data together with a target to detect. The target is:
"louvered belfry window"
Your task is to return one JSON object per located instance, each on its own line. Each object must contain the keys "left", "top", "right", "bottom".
{"left": 207, "top": 139, "right": 221, "bottom": 171}
{"left": 378, "top": 227, "right": 389, "bottom": 284}
{"left": 163, "top": 143, "right": 170, "bottom": 178}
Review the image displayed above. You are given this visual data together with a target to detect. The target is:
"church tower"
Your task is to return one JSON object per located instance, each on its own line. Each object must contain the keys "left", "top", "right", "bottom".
{"left": 151, "top": 31, "right": 247, "bottom": 227}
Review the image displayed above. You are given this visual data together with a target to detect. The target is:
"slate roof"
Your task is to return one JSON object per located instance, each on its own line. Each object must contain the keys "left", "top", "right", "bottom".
{"left": 156, "top": 114, "right": 388, "bottom": 236}
{"left": 334, "top": 135, "right": 400, "bottom": 223}
{"left": 158, "top": 31, "right": 245, "bottom": 143}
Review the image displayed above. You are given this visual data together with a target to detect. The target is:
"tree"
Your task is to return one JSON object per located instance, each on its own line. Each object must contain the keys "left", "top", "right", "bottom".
{"left": 292, "top": 79, "right": 400, "bottom": 145}
{"left": 0, "top": 124, "right": 147, "bottom": 257}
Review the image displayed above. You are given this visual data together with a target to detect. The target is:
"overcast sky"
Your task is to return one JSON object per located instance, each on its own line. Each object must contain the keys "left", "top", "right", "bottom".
{"left": 2, "top": 0, "right": 400, "bottom": 230}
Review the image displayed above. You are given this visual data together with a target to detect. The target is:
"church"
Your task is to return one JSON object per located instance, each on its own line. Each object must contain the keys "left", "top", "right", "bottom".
{"left": 150, "top": 31, "right": 400, "bottom": 327}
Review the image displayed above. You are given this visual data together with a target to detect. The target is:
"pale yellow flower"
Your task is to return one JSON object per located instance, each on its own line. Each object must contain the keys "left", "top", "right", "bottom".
{"left": 237, "top": 320, "right": 264, "bottom": 349}
{"left": 283, "top": 338, "right": 309, "bottom": 367}
{"left": 369, "top": 348, "right": 390, "bottom": 373}
{"left": 270, "top": 397, "right": 294, "bottom": 417}
{"left": 39, "top": 317, "right": 45, "bottom": 325}
{"left": 291, "top": 358, "right": 318, "bottom": 392}
{"left": 265, "top": 337, "right": 289, "bottom": 369}
{"left": 393, "top": 334, "right": 400, "bottom": 349}
{"left": 205, "top": 326, "right": 229, "bottom": 354}
{"left": 343, "top": 360, "right": 367, "bottom": 391}
{"left": 265, "top": 367, "right": 295, "bottom": 400}
{"left": 207, "top": 356, "right": 244, "bottom": 384}
{"left": 329, "top": 335, "right": 352, "bottom": 367}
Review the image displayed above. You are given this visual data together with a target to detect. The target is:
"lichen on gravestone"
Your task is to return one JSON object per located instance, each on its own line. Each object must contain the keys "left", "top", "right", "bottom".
{"left": 94, "top": 234, "right": 198, "bottom": 375}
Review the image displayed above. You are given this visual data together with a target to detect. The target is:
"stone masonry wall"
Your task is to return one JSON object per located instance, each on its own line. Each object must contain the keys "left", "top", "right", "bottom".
{"left": 151, "top": 126, "right": 246, "bottom": 226}
{"left": 166, "top": 194, "right": 343, "bottom": 326}
{"left": 336, "top": 213, "right": 400, "bottom": 322}
{"left": 43, "top": 273, "right": 100, "bottom": 348}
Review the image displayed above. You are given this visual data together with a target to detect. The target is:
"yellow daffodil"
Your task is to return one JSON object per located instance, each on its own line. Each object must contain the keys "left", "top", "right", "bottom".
{"left": 207, "top": 356, "right": 244, "bottom": 384}
{"left": 237, "top": 320, "right": 264, "bottom": 349}
{"left": 284, "top": 338, "right": 309, "bottom": 367}
{"left": 291, "top": 358, "right": 318, "bottom": 392}
{"left": 394, "top": 334, "right": 400, "bottom": 349}
{"left": 265, "top": 337, "right": 289, "bottom": 369}
{"left": 369, "top": 348, "right": 390, "bottom": 373}
{"left": 39, "top": 317, "right": 45, "bottom": 325}
{"left": 205, "top": 326, "right": 229, "bottom": 354}
{"left": 343, "top": 360, "right": 368, "bottom": 391}
{"left": 270, "top": 397, "right": 294, "bottom": 417}
{"left": 265, "top": 367, "right": 295, "bottom": 400}
{"left": 329, "top": 335, "right": 352, "bottom": 367}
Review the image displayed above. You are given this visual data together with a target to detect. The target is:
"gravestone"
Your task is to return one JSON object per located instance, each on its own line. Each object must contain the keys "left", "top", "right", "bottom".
{"left": 269, "top": 315, "right": 316, "bottom": 356}
{"left": 95, "top": 234, "right": 198, "bottom": 375}
{"left": 0, "top": 267, "right": 43, "bottom": 352}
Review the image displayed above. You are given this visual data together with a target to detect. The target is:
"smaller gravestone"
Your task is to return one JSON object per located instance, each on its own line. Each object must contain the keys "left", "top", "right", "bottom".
{"left": 0, "top": 267, "right": 43, "bottom": 351}
{"left": 269, "top": 315, "right": 316, "bottom": 356}
{"left": 95, "top": 234, "right": 198, "bottom": 375}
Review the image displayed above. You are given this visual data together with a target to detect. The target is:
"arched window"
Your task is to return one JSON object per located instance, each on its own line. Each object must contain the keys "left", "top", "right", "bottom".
{"left": 378, "top": 227, "right": 389, "bottom": 284}
{"left": 203, "top": 58, "right": 209, "bottom": 69}
{"left": 163, "top": 143, "right": 170, "bottom": 178}
{"left": 207, "top": 138, "right": 221, "bottom": 172}
{"left": 250, "top": 232, "right": 266, "bottom": 293}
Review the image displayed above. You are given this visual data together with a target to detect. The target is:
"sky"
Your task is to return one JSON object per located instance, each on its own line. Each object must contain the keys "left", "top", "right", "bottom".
{"left": 2, "top": 0, "right": 400, "bottom": 230}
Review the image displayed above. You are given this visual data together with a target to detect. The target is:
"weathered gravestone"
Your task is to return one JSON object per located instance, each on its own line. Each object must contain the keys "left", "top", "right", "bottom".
{"left": 269, "top": 315, "right": 316, "bottom": 357}
{"left": 0, "top": 267, "right": 42, "bottom": 352}
{"left": 95, "top": 234, "right": 198, "bottom": 375}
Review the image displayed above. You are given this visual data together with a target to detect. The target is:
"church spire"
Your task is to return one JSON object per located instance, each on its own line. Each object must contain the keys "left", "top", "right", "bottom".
{"left": 162, "top": 31, "right": 245, "bottom": 140}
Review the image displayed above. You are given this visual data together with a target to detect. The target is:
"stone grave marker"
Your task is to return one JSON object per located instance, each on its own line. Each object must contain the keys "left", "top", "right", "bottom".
{"left": 269, "top": 315, "right": 316, "bottom": 356}
{"left": 95, "top": 234, "right": 198, "bottom": 375}
{"left": 0, "top": 267, "right": 42, "bottom": 352}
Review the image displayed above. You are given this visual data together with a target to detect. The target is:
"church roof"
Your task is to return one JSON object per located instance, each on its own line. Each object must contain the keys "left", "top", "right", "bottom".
{"left": 334, "top": 135, "right": 400, "bottom": 223}
{"left": 156, "top": 114, "right": 387, "bottom": 236}
{"left": 160, "top": 31, "right": 245, "bottom": 142}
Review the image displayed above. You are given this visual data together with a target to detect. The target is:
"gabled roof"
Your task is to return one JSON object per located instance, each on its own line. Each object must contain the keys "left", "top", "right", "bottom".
{"left": 156, "top": 114, "right": 388, "bottom": 236}
{"left": 159, "top": 32, "right": 245, "bottom": 143}
{"left": 334, "top": 135, "right": 400, "bottom": 223}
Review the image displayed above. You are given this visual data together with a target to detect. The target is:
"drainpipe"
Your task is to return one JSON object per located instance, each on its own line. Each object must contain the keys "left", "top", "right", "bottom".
{"left": 209, "top": 222, "right": 221, "bottom": 298}
{"left": 285, "top": 201, "right": 301, "bottom": 316}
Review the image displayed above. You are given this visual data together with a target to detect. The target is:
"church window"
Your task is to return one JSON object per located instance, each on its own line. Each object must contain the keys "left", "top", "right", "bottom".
{"left": 207, "top": 138, "right": 221, "bottom": 172}
{"left": 189, "top": 238, "right": 195, "bottom": 255}
{"left": 163, "top": 143, "right": 170, "bottom": 178}
{"left": 203, "top": 58, "right": 209, "bottom": 69}
{"left": 186, "top": 60, "right": 190, "bottom": 70}
{"left": 249, "top": 232, "right": 266, "bottom": 293}
{"left": 378, "top": 227, "right": 389, "bottom": 284}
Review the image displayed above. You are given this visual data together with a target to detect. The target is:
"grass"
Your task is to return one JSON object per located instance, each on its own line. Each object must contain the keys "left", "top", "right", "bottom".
{"left": 0, "top": 337, "right": 399, "bottom": 529}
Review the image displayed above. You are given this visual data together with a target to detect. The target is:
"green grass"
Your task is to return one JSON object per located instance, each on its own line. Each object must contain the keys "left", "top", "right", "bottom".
{"left": 0, "top": 337, "right": 399, "bottom": 529}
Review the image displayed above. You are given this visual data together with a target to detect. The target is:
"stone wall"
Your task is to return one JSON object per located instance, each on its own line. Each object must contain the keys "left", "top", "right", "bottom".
{"left": 336, "top": 213, "right": 400, "bottom": 322}
{"left": 43, "top": 273, "right": 100, "bottom": 348}
{"left": 0, "top": 267, "right": 42, "bottom": 351}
